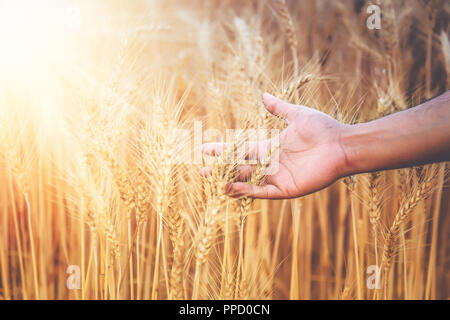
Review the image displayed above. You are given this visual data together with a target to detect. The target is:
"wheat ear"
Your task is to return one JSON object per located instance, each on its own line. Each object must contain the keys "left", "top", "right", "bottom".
{"left": 276, "top": 0, "right": 299, "bottom": 76}
{"left": 381, "top": 166, "right": 437, "bottom": 274}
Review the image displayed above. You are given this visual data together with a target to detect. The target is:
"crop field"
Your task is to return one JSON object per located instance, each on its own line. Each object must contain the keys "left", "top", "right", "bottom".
{"left": 0, "top": 0, "right": 448, "bottom": 300}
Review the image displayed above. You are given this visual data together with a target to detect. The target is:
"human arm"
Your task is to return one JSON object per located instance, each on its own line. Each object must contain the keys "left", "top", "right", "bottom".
{"left": 202, "top": 91, "right": 450, "bottom": 199}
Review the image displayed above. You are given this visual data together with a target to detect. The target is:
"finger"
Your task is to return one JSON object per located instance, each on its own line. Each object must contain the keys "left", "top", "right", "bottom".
{"left": 202, "top": 142, "right": 227, "bottom": 156}
{"left": 202, "top": 140, "right": 269, "bottom": 160}
{"left": 200, "top": 166, "right": 212, "bottom": 177}
{"left": 201, "top": 165, "right": 254, "bottom": 181}
{"left": 235, "top": 165, "right": 254, "bottom": 181}
{"left": 228, "top": 182, "right": 283, "bottom": 199}
{"left": 263, "top": 92, "right": 296, "bottom": 122}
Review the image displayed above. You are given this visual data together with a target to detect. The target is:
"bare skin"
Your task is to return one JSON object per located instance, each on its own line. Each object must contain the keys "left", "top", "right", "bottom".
{"left": 202, "top": 91, "right": 450, "bottom": 199}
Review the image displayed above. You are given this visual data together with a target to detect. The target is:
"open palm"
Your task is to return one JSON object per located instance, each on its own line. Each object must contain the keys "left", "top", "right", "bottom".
{"left": 202, "top": 93, "right": 349, "bottom": 199}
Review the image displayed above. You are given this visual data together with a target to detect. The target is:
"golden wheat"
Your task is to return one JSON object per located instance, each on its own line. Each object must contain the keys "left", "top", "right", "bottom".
{"left": 0, "top": 0, "right": 448, "bottom": 301}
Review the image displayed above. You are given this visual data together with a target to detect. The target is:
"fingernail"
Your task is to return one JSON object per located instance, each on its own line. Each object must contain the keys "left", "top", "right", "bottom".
{"left": 263, "top": 92, "right": 278, "bottom": 106}
{"left": 263, "top": 92, "right": 276, "bottom": 100}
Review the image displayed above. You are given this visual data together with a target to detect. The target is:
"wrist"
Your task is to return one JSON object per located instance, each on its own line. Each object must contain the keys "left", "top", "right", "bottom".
{"left": 337, "top": 123, "right": 368, "bottom": 178}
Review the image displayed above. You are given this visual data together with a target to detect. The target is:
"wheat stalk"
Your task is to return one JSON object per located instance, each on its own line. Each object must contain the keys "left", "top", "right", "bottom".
{"left": 276, "top": 0, "right": 299, "bottom": 76}
{"left": 381, "top": 166, "right": 438, "bottom": 276}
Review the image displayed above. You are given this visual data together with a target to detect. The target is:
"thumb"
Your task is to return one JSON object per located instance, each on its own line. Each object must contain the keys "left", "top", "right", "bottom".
{"left": 262, "top": 93, "right": 296, "bottom": 122}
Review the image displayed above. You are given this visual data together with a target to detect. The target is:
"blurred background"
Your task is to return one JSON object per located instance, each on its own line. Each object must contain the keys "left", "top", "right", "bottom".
{"left": 0, "top": 0, "right": 448, "bottom": 300}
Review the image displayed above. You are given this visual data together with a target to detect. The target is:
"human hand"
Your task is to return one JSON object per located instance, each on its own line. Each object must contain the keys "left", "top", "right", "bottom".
{"left": 201, "top": 93, "right": 351, "bottom": 199}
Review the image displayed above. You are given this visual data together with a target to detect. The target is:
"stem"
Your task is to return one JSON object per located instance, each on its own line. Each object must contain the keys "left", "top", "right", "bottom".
{"left": 117, "top": 223, "right": 139, "bottom": 295}
{"left": 151, "top": 215, "right": 163, "bottom": 299}
{"left": 8, "top": 175, "right": 27, "bottom": 298}
{"left": 192, "top": 261, "right": 201, "bottom": 300}
{"left": 291, "top": 47, "right": 299, "bottom": 77}
{"left": 219, "top": 202, "right": 230, "bottom": 297}
{"left": 235, "top": 216, "right": 245, "bottom": 299}
{"left": 25, "top": 194, "right": 39, "bottom": 299}
{"left": 289, "top": 199, "right": 300, "bottom": 299}
{"left": 425, "top": 165, "right": 444, "bottom": 299}
{"left": 350, "top": 194, "right": 362, "bottom": 300}
{"left": 84, "top": 241, "right": 94, "bottom": 299}
{"left": 127, "top": 219, "right": 134, "bottom": 299}
{"left": 425, "top": 18, "right": 434, "bottom": 99}
{"left": 136, "top": 229, "right": 141, "bottom": 299}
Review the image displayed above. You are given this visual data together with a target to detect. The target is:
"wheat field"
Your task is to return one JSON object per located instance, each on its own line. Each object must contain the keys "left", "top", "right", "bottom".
{"left": 0, "top": 0, "right": 449, "bottom": 300}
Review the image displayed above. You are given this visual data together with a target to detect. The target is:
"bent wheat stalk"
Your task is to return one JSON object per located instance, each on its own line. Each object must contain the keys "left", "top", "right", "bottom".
{"left": 381, "top": 165, "right": 438, "bottom": 294}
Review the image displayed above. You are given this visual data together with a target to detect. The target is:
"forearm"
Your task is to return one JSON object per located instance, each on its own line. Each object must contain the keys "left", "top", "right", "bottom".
{"left": 340, "top": 91, "right": 450, "bottom": 176}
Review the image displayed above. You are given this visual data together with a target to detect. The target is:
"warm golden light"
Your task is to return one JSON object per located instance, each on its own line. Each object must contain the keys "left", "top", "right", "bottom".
{"left": 0, "top": 0, "right": 448, "bottom": 302}
{"left": 0, "top": 1, "right": 63, "bottom": 66}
